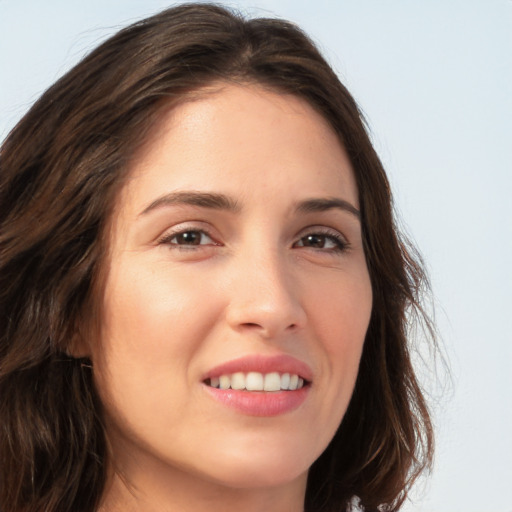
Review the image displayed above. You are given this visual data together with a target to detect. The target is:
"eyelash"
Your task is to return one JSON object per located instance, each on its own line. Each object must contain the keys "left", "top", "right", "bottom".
{"left": 158, "top": 227, "right": 349, "bottom": 253}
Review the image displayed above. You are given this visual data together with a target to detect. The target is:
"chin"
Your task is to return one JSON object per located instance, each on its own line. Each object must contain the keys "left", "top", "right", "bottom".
{"left": 197, "top": 442, "right": 314, "bottom": 490}
{"left": 210, "top": 463, "right": 308, "bottom": 490}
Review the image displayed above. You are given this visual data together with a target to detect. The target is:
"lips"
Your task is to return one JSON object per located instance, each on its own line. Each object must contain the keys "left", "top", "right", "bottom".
{"left": 202, "top": 354, "right": 312, "bottom": 416}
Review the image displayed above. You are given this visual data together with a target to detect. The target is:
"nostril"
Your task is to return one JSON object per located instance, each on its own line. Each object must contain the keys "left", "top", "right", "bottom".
{"left": 239, "top": 321, "right": 298, "bottom": 334}
{"left": 242, "top": 322, "right": 261, "bottom": 328}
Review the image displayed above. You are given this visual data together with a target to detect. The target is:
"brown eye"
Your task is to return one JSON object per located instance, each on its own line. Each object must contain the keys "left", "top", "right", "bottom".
{"left": 300, "top": 234, "right": 330, "bottom": 248}
{"left": 174, "top": 231, "right": 202, "bottom": 245}
{"left": 165, "top": 230, "right": 214, "bottom": 246}
{"left": 294, "top": 232, "right": 347, "bottom": 252}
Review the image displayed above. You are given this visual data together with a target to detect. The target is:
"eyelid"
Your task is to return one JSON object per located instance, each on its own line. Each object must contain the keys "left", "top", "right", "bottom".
{"left": 298, "top": 225, "right": 348, "bottom": 240}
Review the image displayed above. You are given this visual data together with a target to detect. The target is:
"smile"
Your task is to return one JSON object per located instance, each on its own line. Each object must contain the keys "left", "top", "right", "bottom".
{"left": 207, "top": 372, "right": 306, "bottom": 391}
{"left": 203, "top": 354, "right": 313, "bottom": 416}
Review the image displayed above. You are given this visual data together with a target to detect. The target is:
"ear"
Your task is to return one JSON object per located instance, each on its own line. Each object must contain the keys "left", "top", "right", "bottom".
{"left": 65, "top": 319, "right": 94, "bottom": 359}
{"left": 64, "top": 303, "right": 102, "bottom": 360}
{"left": 66, "top": 333, "right": 92, "bottom": 359}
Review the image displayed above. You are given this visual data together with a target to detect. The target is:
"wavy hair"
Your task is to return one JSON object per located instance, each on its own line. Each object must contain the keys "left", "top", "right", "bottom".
{"left": 0, "top": 3, "right": 434, "bottom": 511}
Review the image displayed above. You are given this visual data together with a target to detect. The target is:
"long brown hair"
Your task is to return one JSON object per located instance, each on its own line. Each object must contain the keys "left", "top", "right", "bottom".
{"left": 0, "top": 3, "right": 434, "bottom": 511}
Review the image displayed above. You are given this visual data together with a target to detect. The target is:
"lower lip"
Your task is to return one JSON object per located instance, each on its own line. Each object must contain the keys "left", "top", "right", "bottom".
{"left": 203, "top": 385, "right": 309, "bottom": 417}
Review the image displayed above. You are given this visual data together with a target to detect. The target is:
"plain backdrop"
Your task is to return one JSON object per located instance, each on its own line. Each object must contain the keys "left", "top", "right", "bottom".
{"left": 1, "top": 1, "right": 511, "bottom": 511}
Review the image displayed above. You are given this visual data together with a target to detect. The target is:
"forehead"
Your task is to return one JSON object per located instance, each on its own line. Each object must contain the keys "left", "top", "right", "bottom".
{"left": 117, "top": 83, "right": 358, "bottom": 216}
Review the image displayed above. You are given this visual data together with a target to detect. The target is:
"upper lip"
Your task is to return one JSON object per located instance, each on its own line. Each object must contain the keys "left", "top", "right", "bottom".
{"left": 203, "top": 354, "right": 313, "bottom": 382}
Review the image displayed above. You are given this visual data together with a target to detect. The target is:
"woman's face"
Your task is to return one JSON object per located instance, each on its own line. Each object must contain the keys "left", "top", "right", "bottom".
{"left": 92, "top": 84, "right": 372, "bottom": 493}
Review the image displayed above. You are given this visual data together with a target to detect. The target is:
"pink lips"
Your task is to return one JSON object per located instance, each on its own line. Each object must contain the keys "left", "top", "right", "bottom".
{"left": 202, "top": 354, "right": 312, "bottom": 417}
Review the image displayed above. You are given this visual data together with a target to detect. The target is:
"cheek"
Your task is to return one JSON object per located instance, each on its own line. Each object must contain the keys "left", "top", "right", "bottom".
{"left": 307, "top": 267, "right": 372, "bottom": 416}
{"left": 91, "top": 264, "right": 205, "bottom": 410}
{"left": 99, "top": 261, "right": 219, "bottom": 360}
{"left": 91, "top": 263, "right": 216, "bottom": 440}
{"left": 292, "top": 269, "right": 372, "bottom": 459}
{"left": 309, "top": 268, "right": 372, "bottom": 354}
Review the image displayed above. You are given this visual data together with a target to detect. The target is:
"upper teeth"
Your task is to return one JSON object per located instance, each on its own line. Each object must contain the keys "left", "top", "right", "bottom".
{"left": 209, "top": 372, "right": 305, "bottom": 391}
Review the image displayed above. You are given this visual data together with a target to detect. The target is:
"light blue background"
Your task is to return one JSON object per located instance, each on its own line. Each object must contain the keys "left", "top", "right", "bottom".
{"left": 1, "top": 1, "right": 511, "bottom": 511}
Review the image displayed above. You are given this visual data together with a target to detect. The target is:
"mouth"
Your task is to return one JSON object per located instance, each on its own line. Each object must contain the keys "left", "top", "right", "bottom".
{"left": 205, "top": 371, "right": 308, "bottom": 392}
{"left": 202, "top": 354, "right": 313, "bottom": 415}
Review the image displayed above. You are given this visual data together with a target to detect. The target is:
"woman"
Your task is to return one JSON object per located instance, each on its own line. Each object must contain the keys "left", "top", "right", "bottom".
{"left": 0, "top": 3, "right": 434, "bottom": 511}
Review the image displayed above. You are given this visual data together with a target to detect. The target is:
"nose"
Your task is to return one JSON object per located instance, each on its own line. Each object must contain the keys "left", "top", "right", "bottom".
{"left": 225, "top": 247, "right": 307, "bottom": 339}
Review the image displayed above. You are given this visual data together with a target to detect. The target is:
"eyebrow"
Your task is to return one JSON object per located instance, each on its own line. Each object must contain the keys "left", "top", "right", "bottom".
{"left": 139, "top": 191, "right": 241, "bottom": 216}
{"left": 139, "top": 191, "right": 360, "bottom": 220}
{"left": 295, "top": 197, "right": 360, "bottom": 219}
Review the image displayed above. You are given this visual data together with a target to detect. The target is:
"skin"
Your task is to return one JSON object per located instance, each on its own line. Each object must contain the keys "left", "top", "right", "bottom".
{"left": 91, "top": 83, "right": 373, "bottom": 512}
